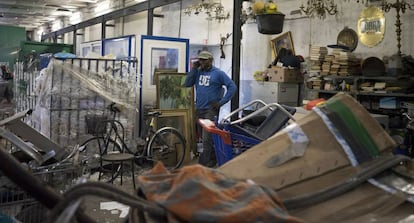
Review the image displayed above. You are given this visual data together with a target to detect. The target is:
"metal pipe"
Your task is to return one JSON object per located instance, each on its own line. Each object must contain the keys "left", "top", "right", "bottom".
{"left": 0, "top": 145, "right": 96, "bottom": 223}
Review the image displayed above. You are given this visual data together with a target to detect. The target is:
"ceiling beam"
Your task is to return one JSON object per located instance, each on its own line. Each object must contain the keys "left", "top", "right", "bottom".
{"left": 0, "top": 1, "right": 88, "bottom": 9}
{"left": 41, "top": 0, "right": 180, "bottom": 41}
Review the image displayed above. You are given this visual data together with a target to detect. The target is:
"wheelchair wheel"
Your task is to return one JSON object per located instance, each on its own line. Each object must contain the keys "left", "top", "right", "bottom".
{"left": 147, "top": 127, "right": 186, "bottom": 170}
{"left": 80, "top": 137, "right": 122, "bottom": 182}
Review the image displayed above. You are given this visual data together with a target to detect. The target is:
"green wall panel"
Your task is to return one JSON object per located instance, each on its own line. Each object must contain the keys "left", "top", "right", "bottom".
{"left": 19, "top": 41, "right": 73, "bottom": 59}
{"left": 0, "top": 25, "right": 26, "bottom": 69}
{"left": 0, "top": 25, "right": 26, "bottom": 48}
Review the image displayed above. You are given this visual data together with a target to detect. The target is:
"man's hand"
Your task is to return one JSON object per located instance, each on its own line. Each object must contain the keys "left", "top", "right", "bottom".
{"left": 192, "top": 60, "right": 201, "bottom": 69}
{"left": 209, "top": 101, "right": 221, "bottom": 110}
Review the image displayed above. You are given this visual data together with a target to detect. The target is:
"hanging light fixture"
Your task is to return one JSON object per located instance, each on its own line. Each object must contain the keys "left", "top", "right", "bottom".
{"left": 300, "top": 0, "right": 338, "bottom": 19}
{"left": 183, "top": 0, "right": 230, "bottom": 22}
{"left": 381, "top": 0, "right": 414, "bottom": 55}
{"left": 344, "top": 0, "right": 369, "bottom": 6}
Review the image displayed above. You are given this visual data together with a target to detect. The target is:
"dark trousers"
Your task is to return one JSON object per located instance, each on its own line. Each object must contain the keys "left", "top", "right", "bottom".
{"left": 196, "top": 108, "right": 219, "bottom": 167}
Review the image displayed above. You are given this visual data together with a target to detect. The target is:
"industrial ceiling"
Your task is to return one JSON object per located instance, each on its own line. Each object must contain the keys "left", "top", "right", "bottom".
{"left": 0, "top": 0, "right": 102, "bottom": 30}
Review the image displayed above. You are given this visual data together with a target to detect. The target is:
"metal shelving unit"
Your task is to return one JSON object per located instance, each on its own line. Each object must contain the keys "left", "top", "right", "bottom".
{"left": 306, "top": 75, "right": 414, "bottom": 117}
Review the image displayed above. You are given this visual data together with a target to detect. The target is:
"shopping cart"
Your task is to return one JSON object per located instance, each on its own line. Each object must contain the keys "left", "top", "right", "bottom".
{"left": 200, "top": 100, "right": 296, "bottom": 166}
{"left": 0, "top": 162, "right": 82, "bottom": 222}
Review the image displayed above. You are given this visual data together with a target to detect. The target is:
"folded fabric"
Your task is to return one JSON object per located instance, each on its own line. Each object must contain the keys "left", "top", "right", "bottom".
{"left": 137, "top": 162, "right": 304, "bottom": 223}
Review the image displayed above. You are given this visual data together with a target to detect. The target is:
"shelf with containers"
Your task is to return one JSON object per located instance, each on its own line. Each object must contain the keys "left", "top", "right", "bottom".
{"left": 306, "top": 74, "right": 414, "bottom": 117}
{"left": 305, "top": 74, "right": 356, "bottom": 100}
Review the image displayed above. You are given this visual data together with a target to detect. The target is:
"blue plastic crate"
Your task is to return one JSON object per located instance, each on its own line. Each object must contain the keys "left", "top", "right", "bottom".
{"left": 212, "top": 128, "right": 261, "bottom": 166}
{"left": 199, "top": 100, "right": 295, "bottom": 166}
{"left": 200, "top": 119, "right": 261, "bottom": 166}
{"left": 39, "top": 53, "right": 53, "bottom": 69}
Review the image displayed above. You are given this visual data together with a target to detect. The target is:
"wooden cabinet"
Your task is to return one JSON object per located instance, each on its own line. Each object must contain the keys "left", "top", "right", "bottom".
{"left": 240, "top": 80, "right": 300, "bottom": 106}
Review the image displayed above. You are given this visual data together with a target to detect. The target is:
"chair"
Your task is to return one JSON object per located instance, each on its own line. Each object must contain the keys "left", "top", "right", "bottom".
{"left": 225, "top": 101, "right": 296, "bottom": 141}
{"left": 253, "top": 104, "right": 296, "bottom": 140}
{"left": 95, "top": 119, "right": 136, "bottom": 189}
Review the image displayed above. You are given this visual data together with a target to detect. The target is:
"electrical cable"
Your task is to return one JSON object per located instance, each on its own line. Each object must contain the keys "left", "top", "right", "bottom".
{"left": 0, "top": 144, "right": 96, "bottom": 223}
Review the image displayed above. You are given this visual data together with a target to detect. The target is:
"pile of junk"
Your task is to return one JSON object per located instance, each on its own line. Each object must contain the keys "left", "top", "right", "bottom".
{"left": 0, "top": 93, "right": 413, "bottom": 223}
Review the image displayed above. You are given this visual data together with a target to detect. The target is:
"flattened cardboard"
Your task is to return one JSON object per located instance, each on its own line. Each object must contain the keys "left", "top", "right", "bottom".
{"left": 218, "top": 93, "right": 396, "bottom": 190}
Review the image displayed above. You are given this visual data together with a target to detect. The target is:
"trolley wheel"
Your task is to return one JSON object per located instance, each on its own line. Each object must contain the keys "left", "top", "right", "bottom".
{"left": 147, "top": 127, "right": 186, "bottom": 170}
{"left": 80, "top": 137, "right": 122, "bottom": 183}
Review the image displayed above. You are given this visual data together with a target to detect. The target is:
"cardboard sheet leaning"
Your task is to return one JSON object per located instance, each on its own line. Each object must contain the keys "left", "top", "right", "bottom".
{"left": 218, "top": 93, "right": 396, "bottom": 190}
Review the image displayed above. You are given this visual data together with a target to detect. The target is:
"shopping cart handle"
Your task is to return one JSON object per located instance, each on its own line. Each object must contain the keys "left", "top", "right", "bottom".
{"left": 199, "top": 118, "right": 214, "bottom": 127}
{"left": 198, "top": 119, "right": 218, "bottom": 133}
{"left": 198, "top": 119, "right": 227, "bottom": 134}
{"left": 198, "top": 119, "right": 232, "bottom": 144}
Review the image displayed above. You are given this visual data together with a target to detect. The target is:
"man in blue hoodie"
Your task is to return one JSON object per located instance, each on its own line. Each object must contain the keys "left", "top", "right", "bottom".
{"left": 184, "top": 51, "right": 237, "bottom": 167}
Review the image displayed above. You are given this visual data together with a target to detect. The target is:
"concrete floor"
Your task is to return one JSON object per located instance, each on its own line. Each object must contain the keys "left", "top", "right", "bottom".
{"left": 65, "top": 157, "right": 201, "bottom": 222}
{"left": 0, "top": 101, "right": 202, "bottom": 222}
{"left": 82, "top": 176, "right": 137, "bottom": 223}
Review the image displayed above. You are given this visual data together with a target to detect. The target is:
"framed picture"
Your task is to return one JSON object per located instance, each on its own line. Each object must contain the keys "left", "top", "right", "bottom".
{"left": 139, "top": 35, "right": 189, "bottom": 135}
{"left": 270, "top": 31, "right": 295, "bottom": 59}
{"left": 155, "top": 72, "right": 196, "bottom": 157}
{"left": 103, "top": 35, "right": 136, "bottom": 59}
{"left": 140, "top": 35, "right": 189, "bottom": 89}
{"left": 154, "top": 109, "right": 192, "bottom": 163}
{"left": 155, "top": 72, "right": 194, "bottom": 110}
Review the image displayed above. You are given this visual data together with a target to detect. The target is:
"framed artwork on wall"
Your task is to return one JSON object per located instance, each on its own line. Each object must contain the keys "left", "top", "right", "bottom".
{"left": 103, "top": 35, "right": 136, "bottom": 59}
{"left": 140, "top": 35, "right": 189, "bottom": 89}
{"left": 270, "top": 31, "right": 295, "bottom": 59}
{"left": 139, "top": 35, "right": 189, "bottom": 135}
{"left": 149, "top": 48, "right": 179, "bottom": 85}
{"left": 80, "top": 40, "right": 101, "bottom": 57}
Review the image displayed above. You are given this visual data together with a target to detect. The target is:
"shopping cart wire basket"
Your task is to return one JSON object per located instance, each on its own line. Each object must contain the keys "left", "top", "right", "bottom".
{"left": 200, "top": 100, "right": 296, "bottom": 166}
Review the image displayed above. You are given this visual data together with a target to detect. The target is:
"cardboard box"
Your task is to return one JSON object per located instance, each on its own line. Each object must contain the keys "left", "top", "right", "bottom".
{"left": 268, "top": 66, "right": 303, "bottom": 83}
{"left": 219, "top": 93, "right": 396, "bottom": 190}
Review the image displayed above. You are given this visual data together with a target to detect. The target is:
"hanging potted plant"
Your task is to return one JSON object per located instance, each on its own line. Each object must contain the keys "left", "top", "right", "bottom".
{"left": 253, "top": 1, "right": 285, "bottom": 34}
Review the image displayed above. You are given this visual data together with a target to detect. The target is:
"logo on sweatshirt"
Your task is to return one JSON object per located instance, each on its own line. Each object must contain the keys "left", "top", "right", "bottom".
{"left": 199, "top": 75, "right": 210, "bottom": 86}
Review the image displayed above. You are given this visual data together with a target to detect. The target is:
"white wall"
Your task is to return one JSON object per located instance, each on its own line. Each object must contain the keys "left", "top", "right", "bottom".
{"left": 35, "top": 0, "right": 414, "bottom": 108}
{"left": 278, "top": 1, "right": 414, "bottom": 58}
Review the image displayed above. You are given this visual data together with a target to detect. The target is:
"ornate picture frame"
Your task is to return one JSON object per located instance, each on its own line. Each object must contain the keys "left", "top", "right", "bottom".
{"left": 155, "top": 72, "right": 194, "bottom": 110}
{"left": 155, "top": 72, "right": 195, "bottom": 157}
{"left": 154, "top": 109, "right": 192, "bottom": 163}
{"left": 270, "top": 31, "right": 295, "bottom": 60}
